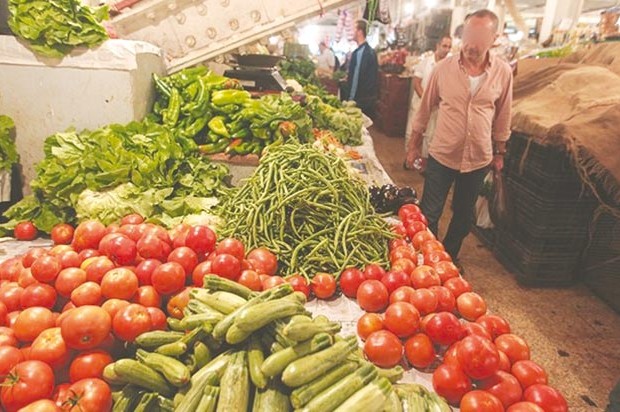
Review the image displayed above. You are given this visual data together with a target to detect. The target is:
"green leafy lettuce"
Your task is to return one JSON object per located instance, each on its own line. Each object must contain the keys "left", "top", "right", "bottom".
{"left": 0, "top": 115, "right": 19, "bottom": 172}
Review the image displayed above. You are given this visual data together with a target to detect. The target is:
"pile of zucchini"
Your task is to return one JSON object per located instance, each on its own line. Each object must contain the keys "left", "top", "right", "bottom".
{"left": 104, "top": 276, "right": 451, "bottom": 412}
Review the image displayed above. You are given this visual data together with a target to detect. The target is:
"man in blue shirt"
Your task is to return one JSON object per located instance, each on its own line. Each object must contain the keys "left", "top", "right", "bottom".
{"left": 347, "top": 20, "right": 378, "bottom": 117}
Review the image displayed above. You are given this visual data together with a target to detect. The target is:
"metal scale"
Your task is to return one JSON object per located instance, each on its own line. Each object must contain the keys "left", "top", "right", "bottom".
{"left": 224, "top": 54, "right": 287, "bottom": 92}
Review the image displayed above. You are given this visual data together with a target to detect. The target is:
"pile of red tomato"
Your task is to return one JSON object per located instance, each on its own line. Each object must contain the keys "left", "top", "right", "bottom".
{"left": 341, "top": 204, "right": 568, "bottom": 412}
{"left": 0, "top": 215, "right": 306, "bottom": 412}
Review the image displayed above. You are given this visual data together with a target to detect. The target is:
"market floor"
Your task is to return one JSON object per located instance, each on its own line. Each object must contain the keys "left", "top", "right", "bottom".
{"left": 368, "top": 126, "right": 620, "bottom": 411}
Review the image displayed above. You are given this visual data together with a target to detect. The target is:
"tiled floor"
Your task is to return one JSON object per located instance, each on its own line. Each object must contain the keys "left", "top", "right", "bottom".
{"left": 369, "top": 126, "right": 620, "bottom": 411}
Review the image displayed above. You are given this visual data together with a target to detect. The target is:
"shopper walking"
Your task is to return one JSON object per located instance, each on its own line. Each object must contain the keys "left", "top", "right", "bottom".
{"left": 404, "top": 35, "right": 452, "bottom": 169}
{"left": 405, "top": 9, "right": 513, "bottom": 260}
{"left": 347, "top": 20, "right": 379, "bottom": 117}
{"left": 316, "top": 41, "right": 336, "bottom": 77}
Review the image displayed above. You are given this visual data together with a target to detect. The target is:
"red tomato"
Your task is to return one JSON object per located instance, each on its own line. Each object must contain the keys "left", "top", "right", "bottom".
{"left": 389, "top": 286, "right": 415, "bottom": 304}
{"left": 121, "top": 214, "right": 144, "bottom": 225}
{"left": 0, "top": 360, "right": 55, "bottom": 412}
{"left": 64, "top": 378, "right": 112, "bottom": 412}
{"left": 72, "top": 221, "right": 107, "bottom": 252}
{"left": 410, "top": 265, "right": 441, "bottom": 289}
{"left": 429, "top": 285, "right": 456, "bottom": 312}
{"left": 363, "top": 264, "right": 387, "bottom": 281}
{"left": 53, "top": 383, "right": 72, "bottom": 407}
{"left": 112, "top": 304, "right": 152, "bottom": 342}
{"left": 14, "top": 222, "right": 38, "bottom": 241}
{"left": 477, "top": 315, "right": 511, "bottom": 340}
{"left": 134, "top": 259, "right": 161, "bottom": 286}
{"left": 191, "top": 261, "right": 211, "bottom": 287}
{"left": 55, "top": 268, "right": 87, "bottom": 298}
{"left": 460, "top": 390, "right": 505, "bottom": 412}
{"left": 83, "top": 257, "right": 115, "bottom": 284}
{"left": 0, "top": 258, "right": 23, "bottom": 282}
{"left": 17, "top": 268, "right": 37, "bottom": 289}
{"left": 356, "top": 313, "right": 384, "bottom": 340}
{"left": 462, "top": 322, "right": 493, "bottom": 341}
{"left": 246, "top": 248, "right": 278, "bottom": 276}
{"left": 167, "top": 246, "right": 199, "bottom": 276}
{"left": 16, "top": 398, "right": 61, "bottom": 412}
{"left": 479, "top": 371, "right": 523, "bottom": 409}
{"left": 356, "top": 280, "right": 389, "bottom": 312}
{"left": 71, "top": 282, "right": 102, "bottom": 307}
{"left": 133, "top": 286, "right": 161, "bottom": 308}
{"left": 29, "top": 327, "right": 70, "bottom": 369}
{"left": 51, "top": 224, "right": 74, "bottom": 245}
{"left": 151, "top": 262, "right": 185, "bottom": 295}
{"left": 507, "top": 402, "right": 545, "bottom": 412}
{"left": 166, "top": 288, "right": 193, "bottom": 319}
{"left": 118, "top": 224, "right": 143, "bottom": 242}
{"left": 0, "top": 283, "right": 23, "bottom": 312}
{"left": 60, "top": 306, "right": 111, "bottom": 350}
{"left": 511, "top": 360, "right": 548, "bottom": 389}
{"left": 457, "top": 292, "right": 487, "bottom": 321}
{"left": 406, "top": 221, "right": 428, "bottom": 239}
{"left": 424, "top": 250, "right": 452, "bottom": 266}
{"left": 364, "top": 330, "right": 403, "bottom": 368}
{"left": 100, "top": 268, "right": 138, "bottom": 301}
{"left": 494, "top": 334, "right": 530, "bottom": 364}
{"left": 384, "top": 301, "right": 420, "bottom": 338}
{"left": 404, "top": 333, "right": 436, "bottom": 369}
{"left": 7, "top": 311, "right": 19, "bottom": 328}
{"left": 78, "top": 250, "right": 100, "bottom": 262}
{"left": 20, "top": 284, "right": 56, "bottom": 310}
{"left": 97, "top": 233, "right": 123, "bottom": 256}
{"left": 311, "top": 273, "right": 336, "bottom": 299}
{"left": 13, "top": 307, "right": 55, "bottom": 342}
{"left": 389, "top": 246, "right": 416, "bottom": 263}
{"left": 391, "top": 223, "right": 407, "bottom": 238}
{"left": 432, "top": 363, "right": 472, "bottom": 405}
{"left": 0, "top": 326, "right": 18, "bottom": 347}
{"left": 523, "top": 385, "right": 567, "bottom": 412}
{"left": 22, "top": 249, "right": 47, "bottom": 269}
{"left": 215, "top": 238, "right": 245, "bottom": 261}
{"left": 381, "top": 271, "right": 411, "bottom": 294}
{"left": 106, "top": 235, "right": 137, "bottom": 266}
{"left": 286, "top": 275, "right": 310, "bottom": 298}
{"left": 146, "top": 307, "right": 167, "bottom": 331}
{"left": 261, "top": 276, "right": 285, "bottom": 290}
{"left": 184, "top": 226, "right": 217, "bottom": 256}
{"left": 410, "top": 288, "right": 438, "bottom": 315}
{"left": 237, "top": 270, "right": 262, "bottom": 291}
{"left": 419, "top": 240, "right": 445, "bottom": 255}
{"left": 0, "top": 345, "right": 24, "bottom": 376}
{"left": 31, "top": 255, "right": 62, "bottom": 284}
{"left": 425, "top": 312, "right": 464, "bottom": 346}
{"left": 457, "top": 335, "right": 500, "bottom": 380}
{"left": 100, "top": 299, "right": 130, "bottom": 321}
{"left": 170, "top": 224, "right": 190, "bottom": 249}
{"left": 136, "top": 234, "right": 168, "bottom": 261}
{"left": 444, "top": 277, "right": 472, "bottom": 298}
{"left": 339, "top": 267, "right": 366, "bottom": 298}
{"left": 58, "top": 251, "right": 81, "bottom": 269}
{"left": 398, "top": 204, "right": 422, "bottom": 221}
{"left": 0, "top": 301, "right": 6, "bottom": 326}
{"left": 391, "top": 258, "right": 416, "bottom": 276}
{"left": 411, "top": 231, "right": 435, "bottom": 250}
{"left": 49, "top": 245, "right": 72, "bottom": 256}
{"left": 69, "top": 350, "right": 113, "bottom": 383}
{"left": 389, "top": 238, "right": 409, "bottom": 251}
{"left": 498, "top": 350, "right": 512, "bottom": 372}
{"left": 211, "top": 254, "right": 241, "bottom": 281}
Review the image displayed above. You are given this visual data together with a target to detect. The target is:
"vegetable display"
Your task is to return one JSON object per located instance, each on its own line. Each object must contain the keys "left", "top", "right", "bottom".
{"left": 0, "top": 115, "right": 19, "bottom": 173}
{"left": 369, "top": 184, "right": 419, "bottom": 214}
{"left": 8, "top": 0, "right": 109, "bottom": 58}
{"left": 1, "top": 121, "right": 228, "bottom": 232}
{"left": 218, "top": 142, "right": 394, "bottom": 278}
{"left": 304, "top": 96, "right": 364, "bottom": 146}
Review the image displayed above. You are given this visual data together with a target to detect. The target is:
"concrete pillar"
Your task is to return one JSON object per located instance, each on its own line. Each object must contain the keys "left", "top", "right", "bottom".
{"left": 539, "top": 0, "right": 584, "bottom": 43}
{"left": 449, "top": 0, "right": 467, "bottom": 38}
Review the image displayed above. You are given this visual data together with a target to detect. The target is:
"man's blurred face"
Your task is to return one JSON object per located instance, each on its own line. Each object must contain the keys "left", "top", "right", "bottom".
{"left": 319, "top": 43, "right": 326, "bottom": 52}
{"left": 462, "top": 16, "right": 497, "bottom": 62}
{"left": 436, "top": 38, "right": 452, "bottom": 59}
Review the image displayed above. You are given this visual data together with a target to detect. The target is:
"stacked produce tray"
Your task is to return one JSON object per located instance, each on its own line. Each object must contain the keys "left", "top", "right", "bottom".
{"left": 495, "top": 133, "right": 597, "bottom": 286}
{"left": 582, "top": 210, "right": 620, "bottom": 313}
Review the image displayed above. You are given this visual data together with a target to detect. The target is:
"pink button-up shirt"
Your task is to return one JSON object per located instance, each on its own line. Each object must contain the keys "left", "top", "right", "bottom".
{"left": 412, "top": 52, "right": 513, "bottom": 172}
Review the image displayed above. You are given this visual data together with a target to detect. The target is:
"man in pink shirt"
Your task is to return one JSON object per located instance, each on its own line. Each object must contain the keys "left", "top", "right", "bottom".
{"left": 405, "top": 9, "right": 513, "bottom": 260}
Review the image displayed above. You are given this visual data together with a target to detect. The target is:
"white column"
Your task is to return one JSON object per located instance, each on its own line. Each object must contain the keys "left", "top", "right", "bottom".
{"left": 450, "top": 0, "right": 467, "bottom": 38}
{"left": 539, "top": 0, "right": 584, "bottom": 43}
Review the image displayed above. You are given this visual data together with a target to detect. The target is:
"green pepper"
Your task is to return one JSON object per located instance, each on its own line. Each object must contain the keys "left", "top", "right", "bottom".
{"left": 199, "top": 138, "right": 230, "bottom": 155}
{"left": 153, "top": 73, "right": 172, "bottom": 98}
{"left": 231, "top": 128, "right": 249, "bottom": 139}
{"left": 183, "top": 117, "right": 209, "bottom": 138}
{"left": 162, "top": 88, "right": 181, "bottom": 127}
{"left": 250, "top": 124, "right": 270, "bottom": 140}
{"left": 206, "top": 130, "right": 221, "bottom": 143}
{"left": 183, "top": 81, "right": 200, "bottom": 100}
{"left": 203, "top": 72, "right": 228, "bottom": 87}
{"left": 211, "top": 89, "right": 251, "bottom": 106}
{"left": 249, "top": 142, "right": 262, "bottom": 155}
{"left": 224, "top": 138, "right": 244, "bottom": 155}
{"left": 153, "top": 100, "right": 163, "bottom": 116}
{"left": 214, "top": 104, "right": 240, "bottom": 115}
{"left": 208, "top": 116, "right": 230, "bottom": 138}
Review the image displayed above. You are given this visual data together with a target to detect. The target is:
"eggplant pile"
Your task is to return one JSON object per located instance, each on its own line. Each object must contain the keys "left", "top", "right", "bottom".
{"left": 369, "top": 184, "right": 418, "bottom": 214}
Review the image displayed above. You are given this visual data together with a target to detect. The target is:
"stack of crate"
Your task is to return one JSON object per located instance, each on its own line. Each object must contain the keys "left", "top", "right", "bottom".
{"left": 495, "top": 133, "right": 597, "bottom": 285}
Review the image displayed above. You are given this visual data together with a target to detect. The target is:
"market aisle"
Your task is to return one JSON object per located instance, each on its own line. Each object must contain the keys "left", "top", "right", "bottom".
{"left": 368, "top": 126, "right": 620, "bottom": 411}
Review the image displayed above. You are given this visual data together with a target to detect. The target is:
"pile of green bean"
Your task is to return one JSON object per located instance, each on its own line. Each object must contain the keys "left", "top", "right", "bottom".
{"left": 218, "top": 143, "right": 394, "bottom": 278}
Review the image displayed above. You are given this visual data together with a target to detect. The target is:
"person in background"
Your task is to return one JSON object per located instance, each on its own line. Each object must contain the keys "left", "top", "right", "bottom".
{"left": 347, "top": 20, "right": 379, "bottom": 117}
{"left": 405, "top": 9, "right": 513, "bottom": 262}
{"left": 404, "top": 35, "right": 452, "bottom": 169}
{"left": 316, "top": 41, "right": 336, "bottom": 77}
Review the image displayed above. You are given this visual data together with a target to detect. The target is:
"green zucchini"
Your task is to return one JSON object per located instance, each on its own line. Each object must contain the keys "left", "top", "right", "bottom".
{"left": 136, "top": 349, "right": 190, "bottom": 387}
{"left": 203, "top": 274, "right": 255, "bottom": 299}
{"left": 334, "top": 377, "right": 392, "bottom": 412}
{"left": 191, "top": 289, "right": 245, "bottom": 314}
{"left": 113, "top": 359, "right": 174, "bottom": 398}
{"left": 158, "top": 396, "right": 175, "bottom": 412}
{"left": 195, "top": 385, "right": 219, "bottom": 412}
{"left": 134, "top": 392, "right": 158, "bottom": 412}
{"left": 290, "top": 361, "right": 358, "bottom": 408}
{"left": 180, "top": 312, "right": 225, "bottom": 330}
{"left": 193, "top": 341, "right": 212, "bottom": 371}
{"left": 112, "top": 385, "right": 142, "bottom": 412}
{"left": 176, "top": 352, "right": 231, "bottom": 412}
{"left": 134, "top": 330, "right": 184, "bottom": 349}
{"left": 216, "top": 351, "right": 250, "bottom": 412}
{"left": 154, "top": 340, "right": 188, "bottom": 357}
{"left": 248, "top": 336, "right": 268, "bottom": 389}
{"left": 167, "top": 317, "right": 186, "bottom": 331}
{"left": 384, "top": 389, "right": 404, "bottom": 412}
{"left": 103, "top": 363, "right": 127, "bottom": 386}
{"left": 298, "top": 363, "right": 377, "bottom": 412}
{"left": 377, "top": 365, "right": 405, "bottom": 383}
{"left": 283, "top": 318, "right": 341, "bottom": 341}
{"left": 281, "top": 336, "right": 358, "bottom": 387}
{"left": 252, "top": 381, "right": 292, "bottom": 411}
{"left": 234, "top": 299, "right": 305, "bottom": 332}
{"left": 261, "top": 333, "right": 332, "bottom": 378}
